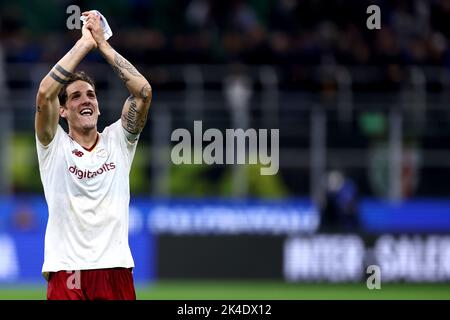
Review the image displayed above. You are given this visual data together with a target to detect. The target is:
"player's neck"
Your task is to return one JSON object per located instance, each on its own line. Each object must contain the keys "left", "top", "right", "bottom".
{"left": 69, "top": 128, "right": 99, "bottom": 151}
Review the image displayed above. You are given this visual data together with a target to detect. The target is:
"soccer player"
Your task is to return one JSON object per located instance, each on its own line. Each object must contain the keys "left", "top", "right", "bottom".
{"left": 35, "top": 12, "right": 152, "bottom": 300}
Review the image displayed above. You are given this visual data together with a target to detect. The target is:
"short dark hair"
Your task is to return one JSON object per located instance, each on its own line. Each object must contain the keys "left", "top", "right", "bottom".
{"left": 58, "top": 71, "right": 96, "bottom": 106}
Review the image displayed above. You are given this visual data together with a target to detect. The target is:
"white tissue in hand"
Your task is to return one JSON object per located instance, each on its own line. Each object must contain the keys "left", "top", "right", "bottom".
{"left": 80, "top": 10, "right": 113, "bottom": 41}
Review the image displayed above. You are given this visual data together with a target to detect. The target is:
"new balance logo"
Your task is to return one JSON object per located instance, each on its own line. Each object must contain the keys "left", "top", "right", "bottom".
{"left": 72, "top": 149, "right": 84, "bottom": 157}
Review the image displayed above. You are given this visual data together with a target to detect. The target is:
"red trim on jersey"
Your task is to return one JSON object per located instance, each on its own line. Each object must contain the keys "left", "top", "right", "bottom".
{"left": 84, "top": 134, "right": 99, "bottom": 152}
{"left": 68, "top": 133, "right": 99, "bottom": 152}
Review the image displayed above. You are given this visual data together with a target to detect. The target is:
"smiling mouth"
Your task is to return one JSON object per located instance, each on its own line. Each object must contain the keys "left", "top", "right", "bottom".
{"left": 80, "top": 108, "right": 93, "bottom": 116}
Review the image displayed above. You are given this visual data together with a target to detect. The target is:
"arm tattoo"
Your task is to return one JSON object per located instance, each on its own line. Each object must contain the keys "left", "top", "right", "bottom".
{"left": 113, "top": 52, "right": 142, "bottom": 79}
{"left": 122, "top": 96, "right": 148, "bottom": 134}
{"left": 36, "top": 105, "right": 41, "bottom": 113}
{"left": 112, "top": 64, "right": 130, "bottom": 83}
{"left": 49, "top": 71, "right": 67, "bottom": 84}
{"left": 55, "top": 64, "right": 73, "bottom": 78}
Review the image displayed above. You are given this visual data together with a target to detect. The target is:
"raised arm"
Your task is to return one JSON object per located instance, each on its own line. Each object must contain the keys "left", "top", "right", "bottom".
{"left": 84, "top": 12, "right": 152, "bottom": 138}
{"left": 35, "top": 25, "right": 96, "bottom": 146}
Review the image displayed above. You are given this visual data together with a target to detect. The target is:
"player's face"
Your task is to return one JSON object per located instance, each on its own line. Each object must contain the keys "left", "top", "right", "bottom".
{"left": 61, "top": 80, "right": 100, "bottom": 132}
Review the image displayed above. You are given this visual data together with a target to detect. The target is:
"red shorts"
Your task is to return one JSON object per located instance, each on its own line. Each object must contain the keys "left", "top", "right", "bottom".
{"left": 47, "top": 268, "right": 136, "bottom": 300}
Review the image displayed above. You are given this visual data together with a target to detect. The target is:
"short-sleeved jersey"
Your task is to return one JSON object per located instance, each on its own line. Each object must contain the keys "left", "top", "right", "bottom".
{"left": 36, "top": 120, "right": 138, "bottom": 273}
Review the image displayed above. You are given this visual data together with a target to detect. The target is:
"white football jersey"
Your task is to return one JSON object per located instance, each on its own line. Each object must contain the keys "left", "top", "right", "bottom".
{"left": 36, "top": 119, "right": 138, "bottom": 273}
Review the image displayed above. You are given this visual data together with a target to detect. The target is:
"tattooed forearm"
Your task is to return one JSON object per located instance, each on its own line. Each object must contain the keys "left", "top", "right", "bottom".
{"left": 122, "top": 96, "right": 148, "bottom": 134}
{"left": 112, "top": 64, "right": 130, "bottom": 82}
{"left": 55, "top": 64, "right": 73, "bottom": 78}
{"left": 114, "top": 52, "right": 142, "bottom": 79}
{"left": 49, "top": 71, "right": 67, "bottom": 84}
{"left": 48, "top": 63, "right": 73, "bottom": 85}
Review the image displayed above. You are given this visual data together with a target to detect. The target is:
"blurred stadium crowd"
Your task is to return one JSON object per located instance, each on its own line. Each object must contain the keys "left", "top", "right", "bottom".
{"left": 1, "top": 0, "right": 450, "bottom": 74}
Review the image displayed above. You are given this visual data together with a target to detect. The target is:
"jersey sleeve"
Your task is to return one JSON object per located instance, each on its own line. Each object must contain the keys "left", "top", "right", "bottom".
{"left": 107, "top": 119, "right": 140, "bottom": 169}
{"left": 35, "top": 125, "right": 64, "bottom": 172}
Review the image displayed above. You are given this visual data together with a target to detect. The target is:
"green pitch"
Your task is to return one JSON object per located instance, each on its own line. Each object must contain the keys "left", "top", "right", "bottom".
{"left": 0, "top": 281, "right": 449, "bottom": 300}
